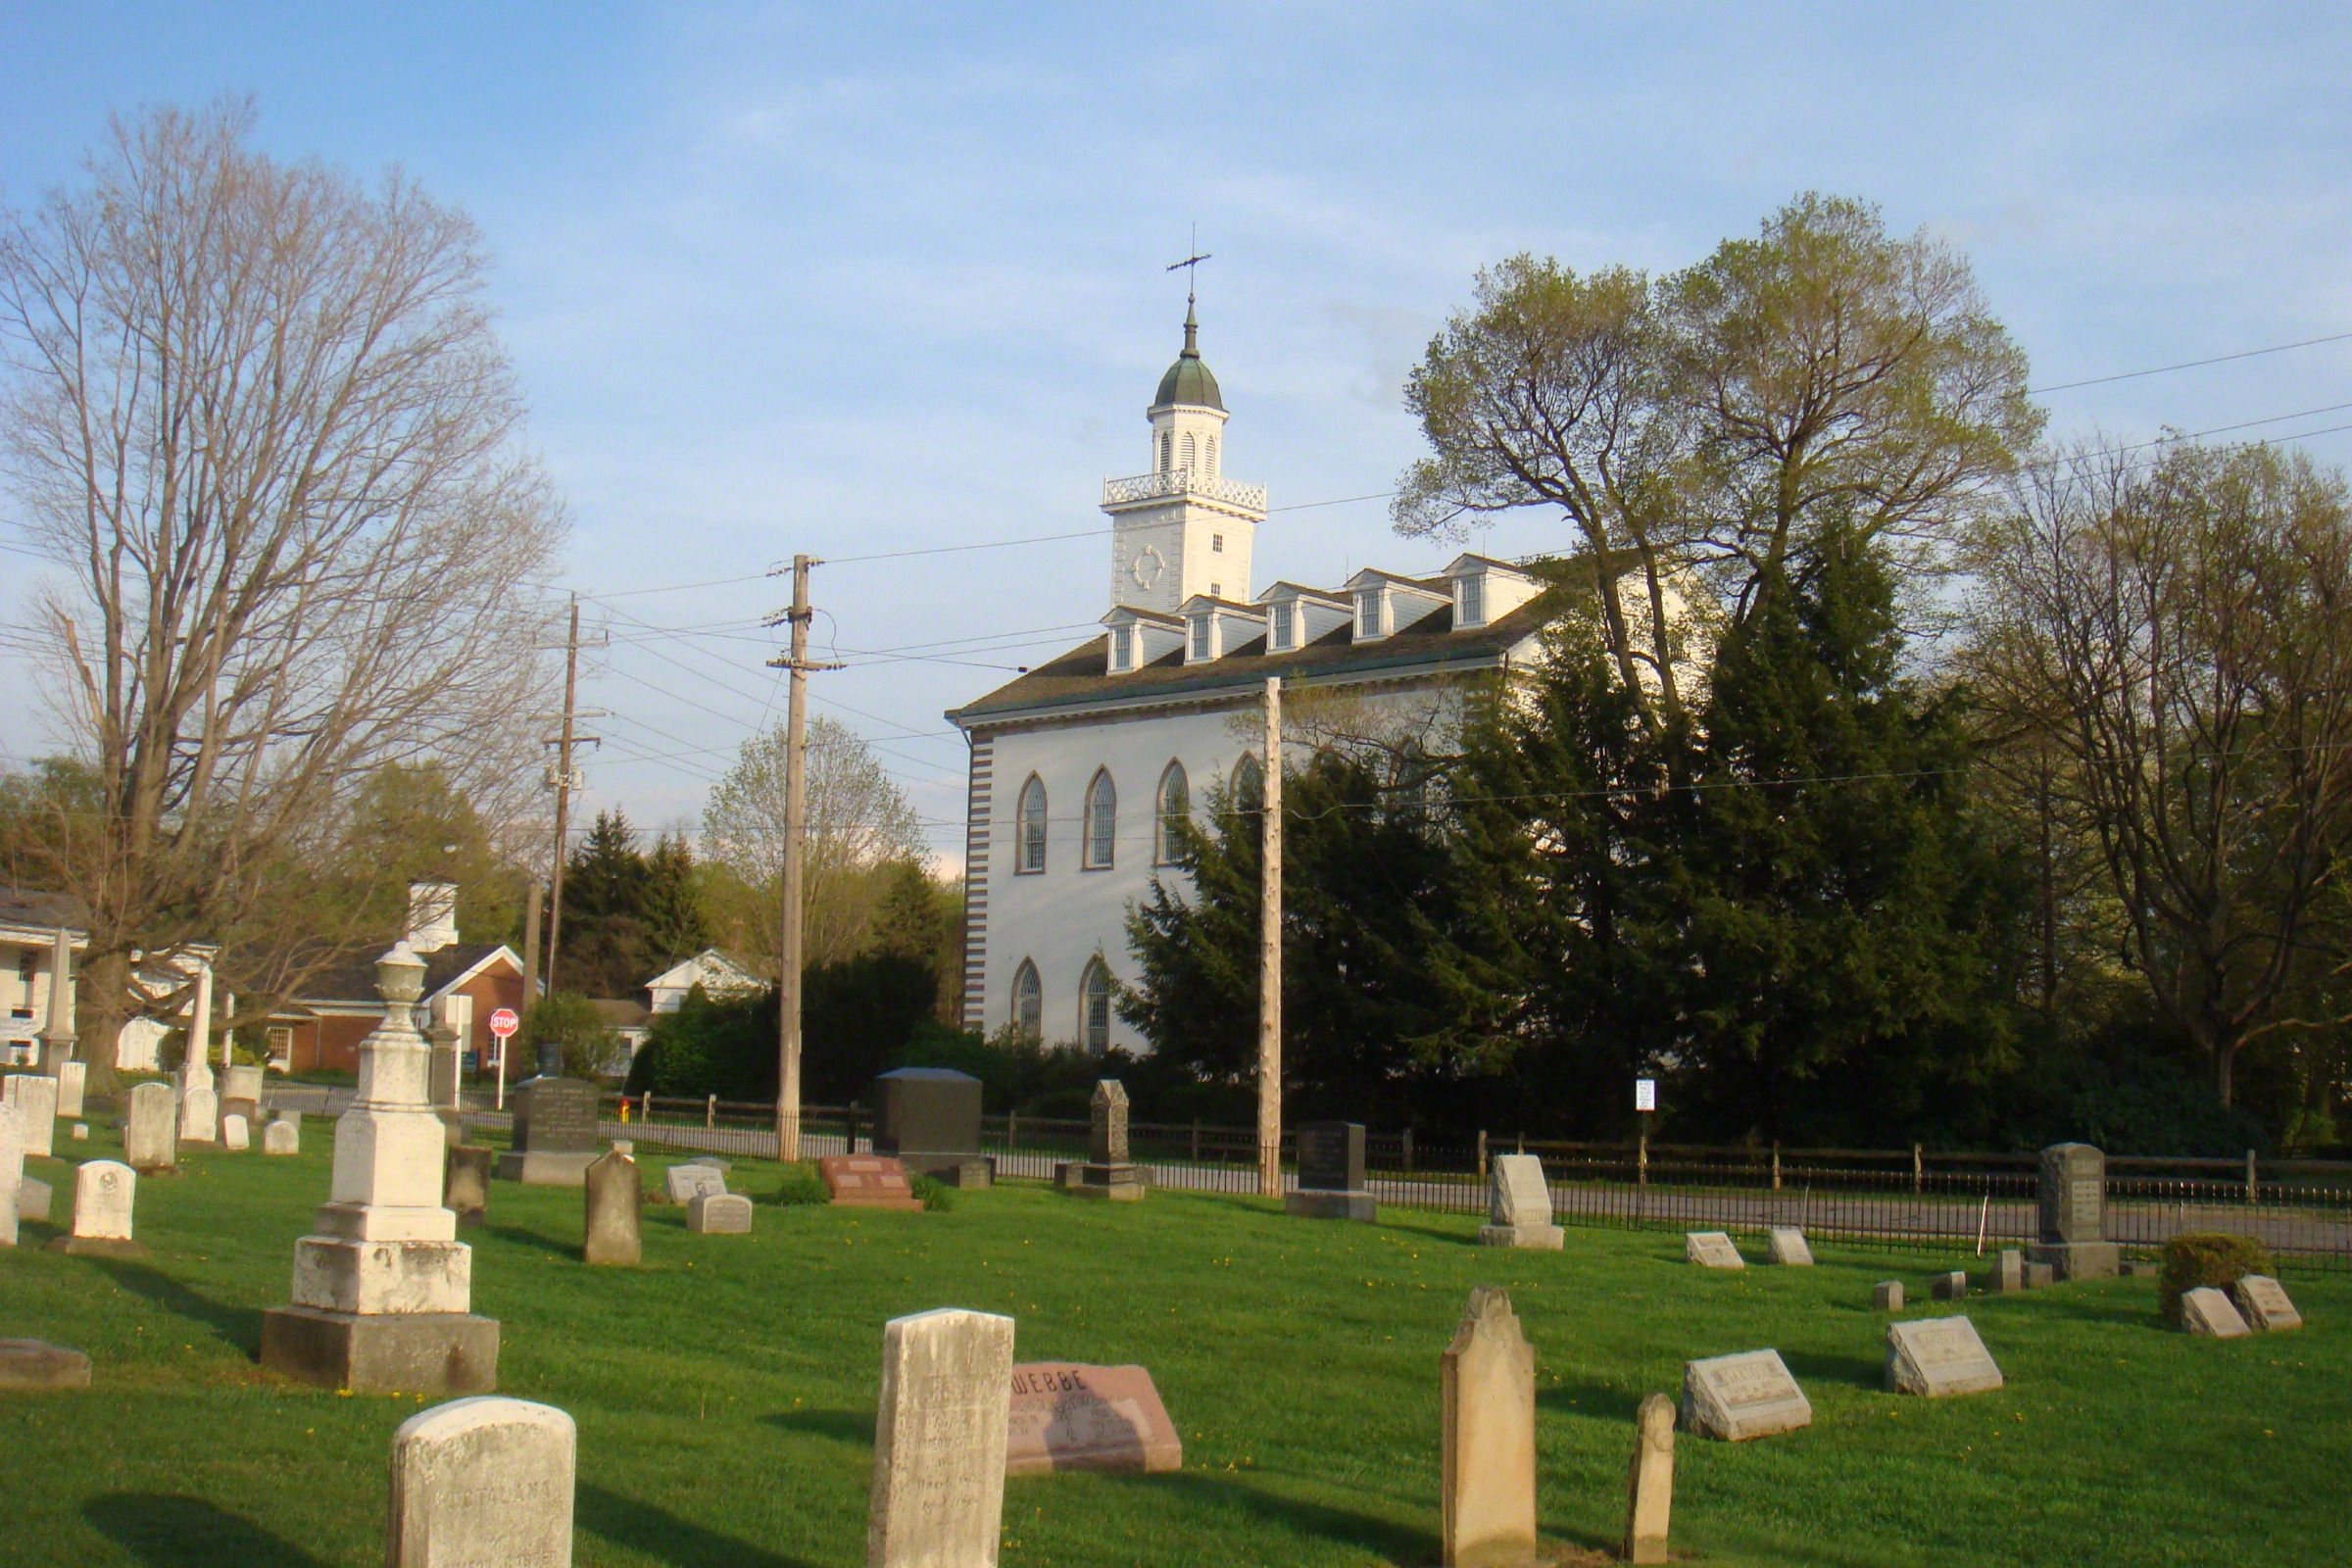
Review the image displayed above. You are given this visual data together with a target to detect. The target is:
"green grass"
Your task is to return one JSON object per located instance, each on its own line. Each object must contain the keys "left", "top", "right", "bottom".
{"left": 2, "top": 1122, "right": 2345, "bottom": 1567}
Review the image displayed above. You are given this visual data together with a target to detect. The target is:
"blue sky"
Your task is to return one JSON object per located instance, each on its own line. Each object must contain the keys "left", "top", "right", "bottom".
{"left": 6, "top": 3, "right": 2349, "bottom": 867}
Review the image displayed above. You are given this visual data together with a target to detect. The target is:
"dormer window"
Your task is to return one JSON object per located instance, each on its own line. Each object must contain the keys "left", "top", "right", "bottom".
{"left": 1108, "top": 625, "right": 1132, "bottom": 672}
{"left": 1459, "top": 573, "right": 1485, "bottom": 626}
{"left": 1355, "top": 588, "right": 1382, "bottom": 638}
{"left": 1268, "top": 602, "right": 1294, "bottom": 652}
{"left": 1191, "top": 615, "right": 1212, "bottom": 660}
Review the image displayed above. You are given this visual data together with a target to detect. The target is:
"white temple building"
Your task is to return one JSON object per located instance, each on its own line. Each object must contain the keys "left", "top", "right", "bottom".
{"left": 947, "top": 303, "right": 1557, "bottom": 1052}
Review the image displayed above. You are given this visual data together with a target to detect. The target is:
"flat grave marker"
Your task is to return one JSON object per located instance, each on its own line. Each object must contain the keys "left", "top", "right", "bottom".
{"left": 1679, "top": 1349, "right": 1810, "bottom": 1442}
{"left": 2180, "top": 1286, "right": 2251, "bottom": 1339}
{"left": 1766, "top": 1228, "right": 1813, "bottom": 1266}
{"left": 1686, "top": 1232, "right": 1744, "bottom": 1270}
{"left": 0, "top": 1339, "right": 90, "bottom": 1390}
{"left": 2231, "top": 1275, "right": 2302, "bottom": 1333}
{"left": 1004, "top": 1363, "right": 1182, "bottom": 1477}
{"left": 1885, "top": 1315, "right": 2003, "bottom": 1396}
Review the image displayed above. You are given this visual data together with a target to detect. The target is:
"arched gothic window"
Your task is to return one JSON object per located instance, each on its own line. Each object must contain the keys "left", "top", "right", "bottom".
{"left": 1079, "top": 957, "right": 1112, "bottom": 1053}
{"left": 1011, "top": 959, "right": 1043, "bottom": 1037}
{"left": 1154, "top": 760, "right": 1190, "bottom": 863}
{"left": 1232, "top": 753, "right": 1263, "bottom": 811}
{"left": 1084, "top": 768, "right": 1117, "bottom": 868}
{"left": 1182, "top": 431, "right": 1197, "bottom": 470}
{"left": 1017, "top": 775, "right": 1048, "bottom": 873}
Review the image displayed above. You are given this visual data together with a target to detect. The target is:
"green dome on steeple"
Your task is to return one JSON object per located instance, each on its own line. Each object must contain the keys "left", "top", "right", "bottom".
{"left": 1152, "top": 300, "right": 1224, "bottom": 411}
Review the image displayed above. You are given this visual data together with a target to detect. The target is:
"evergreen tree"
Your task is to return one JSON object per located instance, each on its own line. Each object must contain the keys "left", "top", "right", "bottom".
{"left": 640, "top": 830, "right": 710, "bottom": 969}
{"left": 558, "top": 810, "right": 653, "bottom": 996}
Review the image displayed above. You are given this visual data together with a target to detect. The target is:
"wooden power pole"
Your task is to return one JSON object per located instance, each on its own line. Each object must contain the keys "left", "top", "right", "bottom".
{"left": 767, "top": 555, "right": 840, "bottom": 1161}
{"left": 1257, "top": 675, "right": 1283, "bottom": 1197}
{"left": 540, "top": 597, "right": 602, "bottom": 1000}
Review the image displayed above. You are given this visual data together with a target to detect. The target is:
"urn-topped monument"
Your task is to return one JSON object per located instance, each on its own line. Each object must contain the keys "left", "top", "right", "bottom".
{"left": 260, "top": 942, "right": 499, "bottom": 1394}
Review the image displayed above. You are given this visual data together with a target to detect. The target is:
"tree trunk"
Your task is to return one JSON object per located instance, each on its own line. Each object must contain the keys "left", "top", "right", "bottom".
{"left": 80, "top": 947, "right": 130, "bottom": 1099}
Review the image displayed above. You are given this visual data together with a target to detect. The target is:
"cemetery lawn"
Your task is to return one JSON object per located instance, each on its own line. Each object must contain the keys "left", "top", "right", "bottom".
{"left": 5, "top": 1127, "right": 2349, "bottom": 1568}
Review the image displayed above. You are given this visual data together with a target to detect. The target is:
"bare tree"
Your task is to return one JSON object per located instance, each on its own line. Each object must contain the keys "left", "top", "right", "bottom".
{"left": 0, "top": 102, "right": 563, "bottom": 1087}
{"left": 1967, "top": 440, "right": 2352, "bottom": 1103}
{"left": 703, "top": 714, "right": 928, "bottom": 974}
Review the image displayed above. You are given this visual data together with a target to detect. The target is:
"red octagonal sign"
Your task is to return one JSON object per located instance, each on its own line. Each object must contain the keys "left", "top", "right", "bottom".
{"left": 488, "top": 1007, "right": 520, "bottom": 1040}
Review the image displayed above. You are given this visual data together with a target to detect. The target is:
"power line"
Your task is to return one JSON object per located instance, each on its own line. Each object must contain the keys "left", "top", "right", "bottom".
{"left": 2029, "top": 329, "right": 2352, "bottom": 396}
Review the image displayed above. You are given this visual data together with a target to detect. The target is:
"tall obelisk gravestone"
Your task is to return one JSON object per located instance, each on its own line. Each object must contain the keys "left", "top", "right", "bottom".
{"left": 261, "top": 942, "right": 499, "bottom": 1394}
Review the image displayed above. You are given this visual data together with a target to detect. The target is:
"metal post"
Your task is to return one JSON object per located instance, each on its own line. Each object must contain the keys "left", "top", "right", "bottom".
{"left": 1638, "top": 1126, "right": 1648, "bottom": 1188}
{"left": 1006, "top": 1109, "right": 1018, "bottom": 1154}
{"left": 1771, "top": 1141, "right": 1782, "bottom": 1192}
{"left": 1255, "top": 675, "right": 1284, "bottom": 1198}
{"left": 2245, "top": 1149, "right": 2258, "bottom": 1206}
{"left": 1912, "top": 1142, "right": 1923, "bottom": 1195}
{"left": 1401, "top": 1126, "right": 1413, "bottom": 1174}
{"left": 1476, "top": 1129, "right": 1488, "bottom": 1183}
{"left": 1191, "top": 1118, "right": 1200, "bottom": 1162}
{"left": 706, "top": 1093, "right": 715, "bottom": 1130}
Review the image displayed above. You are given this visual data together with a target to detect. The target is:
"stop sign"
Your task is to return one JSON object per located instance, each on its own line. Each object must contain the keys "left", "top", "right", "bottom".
{"left": 489, "top": 1007, "right": 520, "bottom": 1040}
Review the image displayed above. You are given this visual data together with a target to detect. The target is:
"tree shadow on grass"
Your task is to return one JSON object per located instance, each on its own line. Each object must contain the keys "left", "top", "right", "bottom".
{"left": 577, "top": 1482, "right": 820, "bottom": 1568}
{"left": 1537, "top": 1376, "right": 1646, "bottom": 1425}
{"left": 1376, "top": 1216, "right": 1483, "bottom": 1247}
{"left": 90, "top": 1258, "right": 263, "bottom": 1355}
{"left": 760, "top": 1407, "right": 872, "bottom": 1446}
{"left": 481, "top": 1222, "right": 583, "bottom": 1261}
{"left": 1778, "top": 1346, "right": 1885, "bottom": 1392}
{"left": 86, "top": 1494, "right": 332, "bottom": 1567}
{"left": 1142, "top": 1468, "right": 1434, "bottom": 1563}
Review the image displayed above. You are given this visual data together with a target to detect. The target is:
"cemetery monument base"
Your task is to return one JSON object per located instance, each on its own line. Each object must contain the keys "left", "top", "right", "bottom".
{"left": 262, "top": 1304, "right": 500, "bottom": 1396}
{"left": 2028, "top": 1241, "right": 2121, "bottom": 1281}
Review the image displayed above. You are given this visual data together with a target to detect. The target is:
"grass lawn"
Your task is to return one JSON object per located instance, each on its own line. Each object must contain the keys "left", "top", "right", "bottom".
{"left": 2, "top": 1121, "right": 2344, "bottom": 1568}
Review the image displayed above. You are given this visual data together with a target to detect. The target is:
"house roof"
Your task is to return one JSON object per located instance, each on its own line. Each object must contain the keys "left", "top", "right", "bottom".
{"left": 950, "top": 592, "right": 1556, "bottom": 726}
{"left": 288, "top": 943, "right": 519, "bottom": 1005}
{"left": 591, "top": 998, "right": 652, "bottom": 1029}
{"left": 0, "top": 887, "right": 88, "bottom": 933}
{"left": 648, "top": 947, "right": 776, "bottom": 990}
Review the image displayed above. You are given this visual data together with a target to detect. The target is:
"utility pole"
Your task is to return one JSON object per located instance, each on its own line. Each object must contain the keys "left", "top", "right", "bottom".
{"left": 766, "top": 555, "right": 843, "bottom": 1161}
{"left": 540, "top": 597, "right": 604, "bottom": 1000}
{"left": 1257, "top": 675, "right": 1283, "bottom": 1198}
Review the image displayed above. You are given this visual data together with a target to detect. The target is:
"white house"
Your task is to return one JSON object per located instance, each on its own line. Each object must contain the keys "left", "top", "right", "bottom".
{"left": 0, "top": 890, "right": 82, "bottom": 1068}
{"left": 646, "top": 949, "right": 774, "bottom": 1014}
{"left": 947, "top": 306, "right": 1558, "bottom": 1053}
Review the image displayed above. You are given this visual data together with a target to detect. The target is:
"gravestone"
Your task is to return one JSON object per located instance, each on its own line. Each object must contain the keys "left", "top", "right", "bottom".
{"left": 1873, "top": 1281, "right": 1904, "bottom": 1311}
{"left": 1885, "top": 1315, "right": 2004, "bottom": 1396}
{"left": 426, "top": 1010, "right": 465, "bottom": 1147}
{"left": 2023, "top": 1260, "right": 2056, "bottom": 1288}
{"left": 386, "top": 1396, "right": 574, "bottom": 1568}
{"left": 124, "top": 1081, "right": 178, "bottom": 1171}
{"left": 2180, "top": 1286, "right": 2251, "bottom": 1339}
{"left": 264, "top": 1115, "right": 301, "bottom": 1155}
{"left": 176, "top": 1062, "right": 219, "bottom": 1147}
{"left": 1477, "top": 1154, "right": 1562, "bottom": 1250}
{"left": 1992, "top": 1250, "right": 2024, "bottom": 1293}
{"left": 496, "top": 1075, "right": 601, "bottom": 1186}
{"left": 0, "top": 1339, "right": 91, "bottom": 1390}
{"left": 664, "top": 1163, "right": 728, "bottom": 1205}
{"left": 1685, "top": 1232, "right": 1744, "bottom": 1270}
{"left": 69, "top": 1122, "right": 87, "bottom": 1141}
{"left": 687, "top": 1192, "right": 754, "bottom": 1234}
{"left": 48, "top": 1159, "right": 142, "bottom": 1257}
{"left": 1766, "top": 1228, "right": 1813, "bottom": 1266}
{"left": 55, "top": 1060, "right": 85, "bottom": 1119}
{"left": 1004, "top": 1363, "right": 1182, "bottom": 1476}
{"left": 866, "top": 1307, "right": 1015, "bottom": 1568}
{"left": 0, "top": 1105, "right": 23, "bottom": 1247}
{"left": 682, "top": 1155, "right": 729, "bottom": 1171}
{"left": 1067, "top": 1080, "right": 1143, "bottom": 1200}
{"left": 221, "top": 1063, "right": 265, "bottom": 1129}
{"left": 873, "top": 1066, "right": 990, "bottom": 1186}
{"left": 822, "top": 1154, "right": 924, "bottom": 1210}
{"left": 445, "top": 1146, "right": 493, "bottom": 1217}
{"left": 2231, "top": 1275, "right": 2302, "bottom": 1333}
{"left": 1623, "top": 1392, "right": 1675, "bottom": 1567}
{"left": 4, "top": 1074, "right": 57, "bottom": 1159}
{"left": 1932, "top": 1270, "right": 1967, "bottom": 1300}
{"left": 583, "top": 1151, "right": 642, "bottom": 1266}
{"left": 261, "top": 943, "right": 499, "bottom": 1396}
{"left": 19, "top": 1176, "right": 51, "bottom": 1223}
{"left": 2030, "top": 1142, "right": 2120, "bottom": 1281}
{"left": 220, "top": 1113, "right": 250, "bottom": 1152}
{"left": 1679, "top": 1349, "right": 1810, "bottom": 1442}
{"left": 1440, "top": 1286, "right": 1538, "bottom": 1568}
{"left": 1285, "top": 1121, "right": 1374, "bottom": 1222}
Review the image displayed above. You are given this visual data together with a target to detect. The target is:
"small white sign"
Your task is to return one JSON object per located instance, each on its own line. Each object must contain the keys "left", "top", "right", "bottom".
{"left": 1635, "top": 1078, "right": 1656, "bottom": 1112}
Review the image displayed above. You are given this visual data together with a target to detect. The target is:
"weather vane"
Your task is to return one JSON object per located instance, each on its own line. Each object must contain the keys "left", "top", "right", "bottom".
{"left": 1165, "top": 223, "right": 1210, "bottom": 306}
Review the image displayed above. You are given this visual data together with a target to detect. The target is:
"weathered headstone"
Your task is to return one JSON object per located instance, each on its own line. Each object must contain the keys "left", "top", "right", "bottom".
{"left": 1679, "top": 1349, "right": 1810, "bottom": 1442}
{"left": 1623, "top": 1392, "right": 1675, "bottom": 1567}
{"left": 48, "top": 1159, "right": 142, "bottom": 1256}
{"left": 2030, "top": 1142, "right": 2120, "bottom": 1281}
{"left": 2024, "top": 1260, "right": 2055, "bottom": 1288}
{"left": 664, "top": 1162, "right": 728, "bottom": 1205}
{"left": 220, "top": 1113, "right": 250, "bottom": 1152}
{"left": 221, "top": 1063, "right": 264, "bottom": 1129}
{"left": 866, "top": 1307, "right": 1015, "bottom": 1568}
{"left": 2230, "top": 1274, "right": 2302, "bottom": 1333}
{"left": 1766, "top": 1227, "right": 1813, "bottom": 1266}
{"left": 1991, "top": 1250, "right": 2024, "bottom": 1293}
{"left": 1932, "top": 1270, "right": 1967, "bottom": 1300}
{"left": 3, "top": 1074, "right": 57, "bottom": 1159}
{"left": 496, "top": 1075, "right": 601, "bottom": 1186}
{"left": 176, "top": 969, "right": 220, "bottom": 1146}
{"left": 69, "top": 1122, "right": 87, "bottom": 1141}
{"left": 1477, "top": 1155, "right": 1562, "bottom": 1250}
{"left": 1441, "top": 1286, "right": 1537, "bottom": 1568}
{"left": 1686, "top": 1232, "right": 1744, "bottom": 1270}
{"left": 1067, "top": 1080, "right": 1143, "bottom": 1200}
{"left": 264, "top": 1116, "right": 300, "bottom": 1155}
{"left": 1885, "top": 1315, "right": 2003, "bottom": 1396}
{"left": 2180, "top": 1286, "right": 2252, "bottom": 1339}
{"left": 0, "top": 1104, "right": 23, "bottom": 1247}
{"left": 0, "top": 1339, "right": 91, "bottom": 1389}
{"left": 1004, "top": 1363, "right": 1182, "bottom": 1476}
{"left": 1285, "top": 1120, "right": 1374, "bottom": 1222}
{"left": 123, "top": 1081, "right": 177, "bottom": 1171}
{"left": 583, "top": 1151, "right": 641, "bottom": 1266}
{"left": 386, "top": 1396, "right": 574, "bottom": 1568}
{"left": 687, "top": 1192, "right": 754, "bottom": 1235}
{"left": 19, "top": 1175, "right": 51, "bottom": 1223}
{"left": 54, "top": 1060, "right": 85, "bottom": 1119}
{"left": 445, "top": 1145, "right": 493, "bottom": 1217}
{"left": 873, "top": 1066, "right": 991, "bottom": 1186}
{"left": 823, "top": 1154, "right": 924, "bottom": 1210}
{"left": 1873, "top": 1281, "right": 1904, "bottom": 1311}
{"left": 260, "top": 943, "right": 499, "bottom": 1395}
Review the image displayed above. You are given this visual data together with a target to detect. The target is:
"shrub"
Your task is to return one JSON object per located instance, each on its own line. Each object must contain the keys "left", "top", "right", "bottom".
{"left": 767, "top": 1163, "right": 830, "bottom": 1206}
{"left": 909, "top": 1174, "right": 955, "bottom": 1212}
{"left": 517, "top": 992, "right": 620, "bottom": 1081}
{"left": 2158, "top": 1232, "right": 2273, "bottom": 1325}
